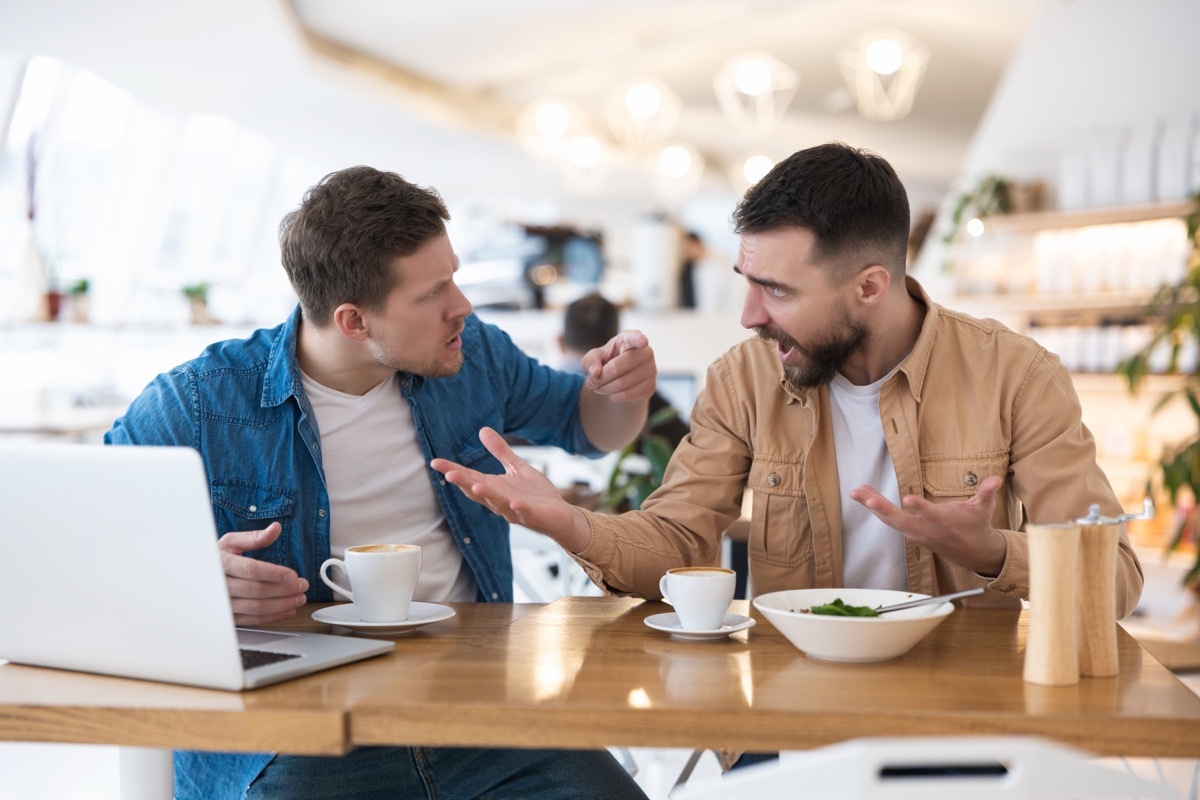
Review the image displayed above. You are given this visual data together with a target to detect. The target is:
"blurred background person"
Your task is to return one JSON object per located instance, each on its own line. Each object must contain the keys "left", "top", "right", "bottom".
{"left": 561, "top": 293, "right": 689, "bottom": 452}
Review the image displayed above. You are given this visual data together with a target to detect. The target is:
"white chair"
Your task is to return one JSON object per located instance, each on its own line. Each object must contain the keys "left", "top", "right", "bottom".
{"left": 671, "top": 737, "right": 1178, "bottom": 800}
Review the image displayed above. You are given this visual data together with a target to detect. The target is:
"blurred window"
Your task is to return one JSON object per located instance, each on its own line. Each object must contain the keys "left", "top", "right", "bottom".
{"left": 0, "top": 55, "right": 306, "bottom": 325}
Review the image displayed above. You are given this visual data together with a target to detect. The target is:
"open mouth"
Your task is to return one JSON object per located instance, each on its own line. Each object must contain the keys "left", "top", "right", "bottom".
{"left": 777, "top": 340, "right": 797, "bottom": 361}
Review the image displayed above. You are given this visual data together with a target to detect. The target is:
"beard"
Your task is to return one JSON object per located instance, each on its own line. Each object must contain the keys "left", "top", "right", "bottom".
{"left": 755, "top": 309, "right": 867, "bottom": 391}
{"left": 368, "top": 320, "right": 466, "bottom": 378}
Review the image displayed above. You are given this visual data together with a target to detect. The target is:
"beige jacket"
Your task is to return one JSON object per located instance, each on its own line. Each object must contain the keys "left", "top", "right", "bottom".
{"left": 577, "top": 278, "right": 1143, "bottom": 618}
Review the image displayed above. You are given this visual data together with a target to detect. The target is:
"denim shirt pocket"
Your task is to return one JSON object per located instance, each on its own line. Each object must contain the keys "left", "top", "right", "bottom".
{"left": 210, "top": 479, "right": 296, "bottom": 565}
{"left": 746, "top": 459, "right": 813, "bottom": 571}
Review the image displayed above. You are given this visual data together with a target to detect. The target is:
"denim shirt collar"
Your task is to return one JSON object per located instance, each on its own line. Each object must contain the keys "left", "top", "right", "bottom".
{"left": 262, "top": 305, "right": 305, "bottom": 409}
{"left": 261, "top": 305, "right": 430, "bottom": 406}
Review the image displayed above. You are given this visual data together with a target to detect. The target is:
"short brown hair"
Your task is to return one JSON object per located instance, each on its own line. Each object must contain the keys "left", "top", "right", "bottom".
{"left": 278, "top": 166, "right": 450, "bottom": 327}
{"left": 733, "top": 142, "right": 910, "bottom": 281}
{"left": 562, "top": 293, "right": 619, "bottom": 352}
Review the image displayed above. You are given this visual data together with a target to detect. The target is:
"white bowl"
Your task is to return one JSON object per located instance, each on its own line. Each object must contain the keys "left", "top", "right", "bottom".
{"left": 752, "top": 588, "right": 955, "bottom": 663}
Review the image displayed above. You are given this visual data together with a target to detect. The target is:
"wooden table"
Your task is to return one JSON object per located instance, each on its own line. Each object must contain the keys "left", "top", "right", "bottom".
{"left": 2, "top": 595, "right": 1199, "bottom": 787}
{"left": 305, "top": 597, "right": 1200, "bottom": 759}
{"left": 0, "top": 603, "right": 536, "bottom": 756}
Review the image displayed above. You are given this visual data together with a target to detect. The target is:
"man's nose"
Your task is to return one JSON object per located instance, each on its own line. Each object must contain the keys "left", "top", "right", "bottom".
{"left": 739, "top": 289, "right": 765, "bottom": 330}
{"left": 450, "top": 282, "right": 473, "bottom": 319}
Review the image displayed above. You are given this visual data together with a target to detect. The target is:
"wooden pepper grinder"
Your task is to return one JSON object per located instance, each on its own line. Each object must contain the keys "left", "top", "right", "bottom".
{"left": 1074, "top": 504, "right": 1120, "bottom": 678}
{"left": 1074, "top": 499, "right": 1153, "bottom": 678}
{"left": 1024, "top": 522, "right": 1081, "bottom": 687}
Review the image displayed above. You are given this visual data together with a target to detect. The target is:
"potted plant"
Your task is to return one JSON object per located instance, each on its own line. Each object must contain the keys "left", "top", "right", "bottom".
{"left": 942, "top": 174, "right": 1012, "bottom": 245}
{"left": 599, "top": 405, "right": 679, "bottom": 512}
{"left": 1117, "top": 192, "right": 1200, "bottom": 589}
{"left": 182, "top": 282, "right": 213, "bottom": 325}
{"left": 67, "top": 278, "right": 90, "bottom": 323}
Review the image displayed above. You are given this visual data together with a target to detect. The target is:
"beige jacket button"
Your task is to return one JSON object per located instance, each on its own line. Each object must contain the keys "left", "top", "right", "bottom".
{"left": 767, "top": 473, "right": 781, "bottom": 487}
{"left": 964, "top": 472, "right": 978, "bottom": 487}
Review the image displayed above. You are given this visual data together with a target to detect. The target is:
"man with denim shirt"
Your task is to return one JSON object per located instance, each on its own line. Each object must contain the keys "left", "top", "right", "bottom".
{"left": 434, "top": 142, "right": 1144, "bottom": 622}
{"left": 106, "top": 166, "right": 652, "bottom": 800}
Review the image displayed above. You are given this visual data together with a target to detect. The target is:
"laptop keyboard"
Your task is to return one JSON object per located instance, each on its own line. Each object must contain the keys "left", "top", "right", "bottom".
{"left": 240, "top": 648, "right": 302, "bottom": 670}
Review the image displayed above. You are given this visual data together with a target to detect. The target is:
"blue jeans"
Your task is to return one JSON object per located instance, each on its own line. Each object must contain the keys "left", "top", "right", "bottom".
{"left": 245, "top": 745, "right": 648, "bottom": 800}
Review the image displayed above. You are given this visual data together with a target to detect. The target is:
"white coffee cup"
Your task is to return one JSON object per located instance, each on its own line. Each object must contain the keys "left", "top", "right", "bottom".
{"left": 658, "top": 566, "right": 736, "bottom": 631}
{"left": 319, "top": 544, "right": 422, "bottom": 622}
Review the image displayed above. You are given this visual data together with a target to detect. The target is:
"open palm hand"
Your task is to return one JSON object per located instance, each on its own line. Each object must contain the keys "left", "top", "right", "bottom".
{"left": 431, "top": 427, "right": 587, "bottom": 549}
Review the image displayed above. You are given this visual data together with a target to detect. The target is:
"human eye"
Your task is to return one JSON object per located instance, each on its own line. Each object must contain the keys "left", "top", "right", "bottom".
{"left": 767, "top": 285, "right": 788, "bottom": 298}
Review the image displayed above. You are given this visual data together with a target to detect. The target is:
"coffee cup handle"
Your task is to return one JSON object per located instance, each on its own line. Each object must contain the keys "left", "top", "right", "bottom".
{"left": 658, "top": 575, "right": 672, "bottom": 606}
{"left": 319, "top": 558, "right": 355, "bottom": 602}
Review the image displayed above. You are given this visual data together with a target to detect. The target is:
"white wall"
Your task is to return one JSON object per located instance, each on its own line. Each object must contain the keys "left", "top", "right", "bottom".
{"left": 914, "top": 0, "right": 1200, "bottom": 281}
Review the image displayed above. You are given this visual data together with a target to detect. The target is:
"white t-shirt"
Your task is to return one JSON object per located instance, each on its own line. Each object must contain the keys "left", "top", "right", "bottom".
{"left": 827, "top": 371, "right": 909, "bottom": 590}
{"left": 301, "top": 371, "right": 477, "bottom": 602}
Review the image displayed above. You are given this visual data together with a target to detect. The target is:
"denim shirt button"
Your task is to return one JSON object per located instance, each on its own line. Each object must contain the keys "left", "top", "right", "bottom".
{"left": 462, "top": 536, "right": 472, "bottom": 545}
{"left": 317, "top": 509, "right": 326, "bottom": 517}
{"left": 491, "top": 592, "right": 499, "bottom": 600}
{"left": 248, "top": 504, "right": 257, "bottom": 513}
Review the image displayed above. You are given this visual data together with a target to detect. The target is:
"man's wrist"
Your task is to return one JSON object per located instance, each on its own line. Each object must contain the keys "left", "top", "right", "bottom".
{"left": 559, "top": 506, "right": 593, "bottom": 554}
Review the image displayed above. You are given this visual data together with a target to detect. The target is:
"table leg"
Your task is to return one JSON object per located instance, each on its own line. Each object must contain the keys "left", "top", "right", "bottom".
{"left": 119, "top": 747, "right": 173, "bottom": 800}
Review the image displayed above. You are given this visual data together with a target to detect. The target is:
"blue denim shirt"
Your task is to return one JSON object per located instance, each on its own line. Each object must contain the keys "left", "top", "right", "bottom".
{"left": 105, "top": 305, "right": 598, "bottom": 800}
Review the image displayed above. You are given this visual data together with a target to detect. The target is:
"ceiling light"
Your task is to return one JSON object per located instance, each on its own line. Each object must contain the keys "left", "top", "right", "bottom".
{"left": 742, "top": 154, "right": 774, "bottom": 185}
{"left": 726, "top": 153, "right": 775, "bottom": 194}
{"left": 605, "top": 78, "right": 680, "bottom": 150}
{"left": 713, "top": 52, "right": 799, "bottom": 132}
{"left": 533, "top": 103, "right": 570, "bottom": 137}
{"left": 864, "top": 38, "right": 905, "bottom": 76}
{"left": 516, "top": 98, "right": 588, "bottom": 162}
{"left": 732, "top": 58, "right": 773, "bottom": 97}
{"left": 559, "top": 135, "right": 609, "bottom": 195}
{"left": 658, "top": 144, "right": 693, "bottom": 179}
{"left": 654, "top": 142, "right": 705, "bottom": 205}
{"left": 624, "top": 83, "right": 663, "bottom": 120}
{"left": 839, "top": 29, "right": 929, "bottom": 122}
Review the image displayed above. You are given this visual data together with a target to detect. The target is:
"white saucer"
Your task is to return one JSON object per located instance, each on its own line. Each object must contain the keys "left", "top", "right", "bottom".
{"left": 644, "top": 612, "right": 756, "bottom": 641}
{"left": 312, "top": 602, "right": 456, "bottom": 636}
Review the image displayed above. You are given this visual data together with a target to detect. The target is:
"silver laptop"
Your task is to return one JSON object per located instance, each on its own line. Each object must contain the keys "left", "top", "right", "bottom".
{"left": 0, "top": 443, "right": 393, "bottom": 690}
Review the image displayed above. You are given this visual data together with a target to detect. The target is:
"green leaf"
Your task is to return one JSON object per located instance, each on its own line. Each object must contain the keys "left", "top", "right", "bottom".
{"left": 642, "top": 436, "right": 672, "bottom": 481}
{"left": 647, "top": 405, "right": 679, "bottom": 428}
{"left": 807, "top": 598, "right": 881, "bottom": 617}
{"left": 629, "top": 480, "right": 655, "bottom": 510}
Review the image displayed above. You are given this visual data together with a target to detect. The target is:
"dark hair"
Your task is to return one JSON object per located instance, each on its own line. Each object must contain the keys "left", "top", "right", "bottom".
{"left": 278, "top": 166, "right": 450, "bottom": 327}
{"left": 562, "top": 293, "right": 619, "bottom": 352}
{"left": 732, "top": 142, "right": 910, "bottom": 280}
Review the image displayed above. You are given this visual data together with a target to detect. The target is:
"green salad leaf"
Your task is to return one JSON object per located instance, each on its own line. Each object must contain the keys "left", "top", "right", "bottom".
{"left": 804, "top": 598, "right": 880, "bottom": 617}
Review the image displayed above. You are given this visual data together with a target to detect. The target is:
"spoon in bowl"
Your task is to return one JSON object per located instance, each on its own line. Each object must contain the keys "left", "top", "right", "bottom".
{"left": 875, "top": 586, "right": 986, "bottom": 615}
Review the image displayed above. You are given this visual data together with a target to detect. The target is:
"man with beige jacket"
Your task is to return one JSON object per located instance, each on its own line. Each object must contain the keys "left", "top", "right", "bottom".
{"left": 432, "top": 141, "right": 1143, "bottom": 620}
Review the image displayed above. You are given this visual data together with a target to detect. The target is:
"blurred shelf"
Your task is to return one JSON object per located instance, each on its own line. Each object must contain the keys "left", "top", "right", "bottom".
{"left": 978, "top": 201, "right": 1192, "bottom": 234}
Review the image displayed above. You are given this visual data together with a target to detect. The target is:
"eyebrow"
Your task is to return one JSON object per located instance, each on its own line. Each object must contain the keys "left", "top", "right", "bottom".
{"left": 733, "top": 264, "right": 792, "bottom": 293}
{"left": 418, "top": 255, "right": 461, "bottom": 295}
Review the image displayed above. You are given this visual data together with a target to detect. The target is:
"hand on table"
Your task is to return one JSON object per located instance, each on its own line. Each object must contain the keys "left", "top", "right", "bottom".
{"left": 581, "top": 330, "right": 657, "bottom": 403}
{"left": 848, "top": 475, "right": 1008, "bottom": 576}
{"left": 431, "top": 427, "right": 590, "bottom": 553}
{"left": 218, "top": 522, "right": 309, "bottom": 625}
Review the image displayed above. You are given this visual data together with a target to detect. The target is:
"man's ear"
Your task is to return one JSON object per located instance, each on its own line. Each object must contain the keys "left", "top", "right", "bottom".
{"left": 332, "top": 303, "right": 369, "bottom": 342}
{"left": 856, "top": 265, "right": 891, "bottom": 306}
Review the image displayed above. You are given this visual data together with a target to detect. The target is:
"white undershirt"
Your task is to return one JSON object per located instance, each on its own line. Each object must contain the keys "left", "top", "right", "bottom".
{"left": 827, "top": 371, "right": 909, "bottom": 590}
{"left": 301, "top": 371, "right": 477, "bottom": 602}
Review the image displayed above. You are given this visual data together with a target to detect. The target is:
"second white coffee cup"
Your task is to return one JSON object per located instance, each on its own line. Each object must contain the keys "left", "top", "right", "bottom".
{"left": 659, "top": 566, "right": 736, "bottom": 631}
{"left": 320, "top": 543, "right": 422, "bottom": 622}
